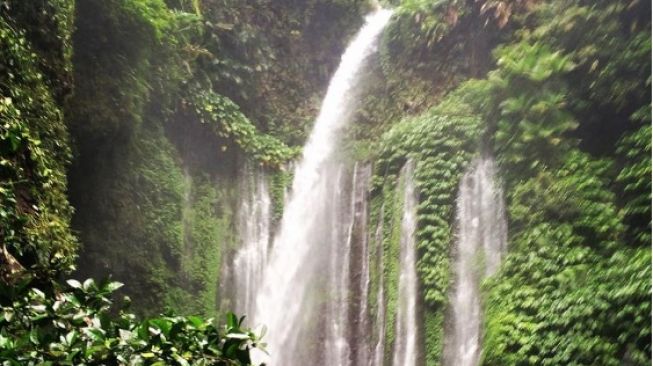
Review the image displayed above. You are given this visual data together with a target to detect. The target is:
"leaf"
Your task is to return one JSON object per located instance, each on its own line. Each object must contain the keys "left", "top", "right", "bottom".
{"left": 82, "top": 279, "right": 95, "bottom": 291}
{"left": 66, "top": 279, "right": 82, "bottom": 289}
{"left": 225, "top": 333, "right": 250, "bottom": 340}
{"left": 106, "top": 282, "right": 124, "bottom": 292}
{"left": 225, "top": 312, "right": 238, "bottom": 329}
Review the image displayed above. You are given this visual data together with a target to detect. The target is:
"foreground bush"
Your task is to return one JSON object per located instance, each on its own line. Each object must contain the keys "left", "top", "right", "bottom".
{"left": 0, "top": 278, "right": 263, "bottom": 365}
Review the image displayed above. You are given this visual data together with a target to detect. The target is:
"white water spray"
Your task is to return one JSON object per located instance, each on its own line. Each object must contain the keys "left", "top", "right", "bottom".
{"left": 252, "top": 9, "right": 393, "bottom": 365}
{"left": 444, "top": 157, "right": 508, "bottom": 366}
{"left": 371, "top": 203, "right": 386, "bottom": 366}
{"left": 391, "top": 161, "right": 419, "bottom": 366}
{"left": 231, "top": 166, "right": 272, "bottom": 320}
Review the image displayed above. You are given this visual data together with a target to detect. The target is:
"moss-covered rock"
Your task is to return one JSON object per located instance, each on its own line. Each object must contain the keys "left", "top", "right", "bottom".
{"left": 0, "top": 2, "right": 77, "bottom": 281}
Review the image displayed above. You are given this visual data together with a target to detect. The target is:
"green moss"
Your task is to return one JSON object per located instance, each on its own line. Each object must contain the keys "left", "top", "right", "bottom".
{"left": 0, "top": 8, "right": 77, "bottom": 279}
{"left": 423, "top": 311, "right": 444, "bottom": 366}
{"left": 370, "top": 100, "right": 481, "bottom": 363}
{"left": 379, "top": 179, "right": 402, "bottom": 358}
{"left": 173, "top": 174, "right": 232, "bottom": 316}
{"left": 1, "top": 0, "right": 75, "bottom": 103}
{"left": 366, "top": 192, "right": 384, "bottom": 345}
{"left": 64, "top": 0, "right": 371, "bottom": 318}
{"left": 73, "top": 121, "right": 237, "bottom": 316}
{"left": 472, "top": 1, "right": 652, "bottom": 364}
{"left": 482, "top": 152, "right": 651, "bottom": 365}
{"left": 191, "top": 90, "right": 297, "bottom": 167}
{"left": 269, "top": 167, "right": 293, "bottom": 225}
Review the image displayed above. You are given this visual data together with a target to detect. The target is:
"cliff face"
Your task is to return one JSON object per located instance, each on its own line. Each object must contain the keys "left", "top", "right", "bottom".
{"left": 0, "top": 1, "right": 77, "bottom": 282}
{"left": 1, "top": 0, "right": 650, "bottom": 364}
{"left": 367, "top": 1, "right": 651, "bottom": 364}
{"left": 65, "top": 0, "right": 368, "bottom": 315}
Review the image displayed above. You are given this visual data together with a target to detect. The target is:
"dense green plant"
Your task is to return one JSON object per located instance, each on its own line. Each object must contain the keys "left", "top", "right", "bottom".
{"left": 0, "top": 9, "right": 77, "bottom": 281}
{"left": 369, "top": 180, "right": 402, "bottom": 361}
{"left": 0, "top": 0, "right": 75, "bottom": 103}
{"left": 375, "top": 0, "right": 523, "bottom": 124}
{"left": 269, "top": 167, "right": 293, "bottom": 224}
{"left": 462, "top": 0, "right": 653, "bottom": 364}
{"left": 72, "top": 122, "right": 235, "bottom": 316}
{"left": 196, "top": 0, "right": 367, "bottom": 146}
{"left": 68, "top": 0, "right": 234, "bottom": 316}
{"left": 371, "top": 102, "right": 481, "bottom": 364}
{"left": 67, "top": 0, "right": 369, "bottom": 317}
{"left": 483, "top": 152, "right": 651, "bottom": 365}
{"left": 0, "top": 278, "right": 262, "bottom": 365}
{"left": 192, "top": 90, "right": 297, "bottom": 167}
{"left": 365, "top": 1, "right": 650, "bottom": 364}
{"left": 616, "top": 118, "right": 652, "bottom": 247}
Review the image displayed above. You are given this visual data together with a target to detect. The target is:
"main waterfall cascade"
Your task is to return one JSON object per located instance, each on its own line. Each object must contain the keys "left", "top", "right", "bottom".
{"left": 443, "top": 157, "right": 508, "bottom": 366}
{"left": 250, "top": 8, "right": 393, "bottom": 365}
{"left": 224, "top": 8, "right": 509, "bottom": 366}
{"left": 392, "top": 161, "right": 420, "bottom": 366}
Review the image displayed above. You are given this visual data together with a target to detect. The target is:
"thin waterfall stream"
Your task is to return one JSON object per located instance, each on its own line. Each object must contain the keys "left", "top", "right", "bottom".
{"left": 231, "top": 166, "right": 272, "bottom": 319}
{"left": 371, "top": 202, "right": 387, "bottom": 366}
{"left": 392, "top": 161, "right": 419, "bottom": 366}
{"left": 443, "top": 157, "right": 508, "bottom": 366}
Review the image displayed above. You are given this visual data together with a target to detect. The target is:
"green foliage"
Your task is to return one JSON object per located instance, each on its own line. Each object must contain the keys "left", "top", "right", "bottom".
{"left": 422, "top": 311, "right": 444, "bottom": 366}
{"left": 616, "top": 112, "right": 652, "bottom": 246}
{"left": 1, "top": 0, "right": 75, "bottom": 103}
{"left": 167, "top": 173, "right": 230, "bottom": 316}
{"left": 0, "top": 278, "right": 262, "bottom": 365}
{"left": 479, "top": 41, "right": 579, "bottom": 178}
{"left": 508, "top": 152, "right": 624, "bottom": 248}
{"left": 376, "top": 105, "right": 481, "bottom": 306}
{"left": 192, "top": 91, "right": 297, "bottom": 167}
{"left": 372, "top": 105, "right": 481, "bottom": 364}
{"left": 527, "top": 0, "right": 651, "bottom": 115}
{"left": 69, "top": 0, "right": 199, "bottom": 140}
{"left": 269, "top": 167, "right": 293, "bottom": 224}
{"left": 73, "top": 124, "right": 233, "bottom": 316}
{"left": 375, "top": 0, "right": 521, "bottom": 124}
{"left": 68, "top": 0, "right": 228, "bottom": 316}
{"left": 365, "top": 1, "right": 650, "bottom": 364}
{"left": 377, "top": 180, "right": 403, "bottom": 359}
{"left": 67, "top": 0, "right": 369, "bottom": 317}
{"left": 196, "top": 0, "right": 367, "bottom": 146}
{"left": 0, "top": 12, "right": 77, "bottom": 279}
{"left": 485, "top": 221, "right": 650, "bottom": 365}
{"left": 472, "top": 1, "right": 652, "bottom": 364}
{"left": 394, "top": 0, "right": 467, "bottom": 48}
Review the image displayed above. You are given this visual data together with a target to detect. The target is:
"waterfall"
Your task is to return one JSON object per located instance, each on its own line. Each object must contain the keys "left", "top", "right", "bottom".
{"left": 322, "top": 162, "right": 372, "bottom": 365}
{"left": 443, "top": 157, "right": 508, "bottom": 366}
{"left": 371, "top": 204, "right": 386, "bottom": 366}
{"left": 231, "top": 166, "right": 272, "bottom": 321}
{"left": 324, "top": 165, "right": 353, "bottom": 366}
{"left": 351, "top": 164, "right": 373, "bottom": 366}
{"left": 251, "top": 9, "right": 393, "bottom": 365}
{"left": 392, "top": 160, "right": 419, "bottom": 366}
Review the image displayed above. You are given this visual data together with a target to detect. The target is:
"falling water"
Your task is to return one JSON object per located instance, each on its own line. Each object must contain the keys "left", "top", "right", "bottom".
{"left": 443, "top": 157, "right": 508, "bottom": 366}
{"left": 231, "top": 166, "right": 272, "bottom": 321}
{"left": 351, "top": 164, "right": 373, "bottom": 366}
{"left": 371, "top": 203, "right": 386, "bottom": 366}
{"left": 324, "top": 165, "right": 353, "bottom": 366}
{"left": 392, "top": 161, "right": 420, "bottom": 366}
{"left": 322, "top": 162, "right": 372, "bottom": 365}
{"left": 252, "top": 9, "right": 393, "bottom": 365}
